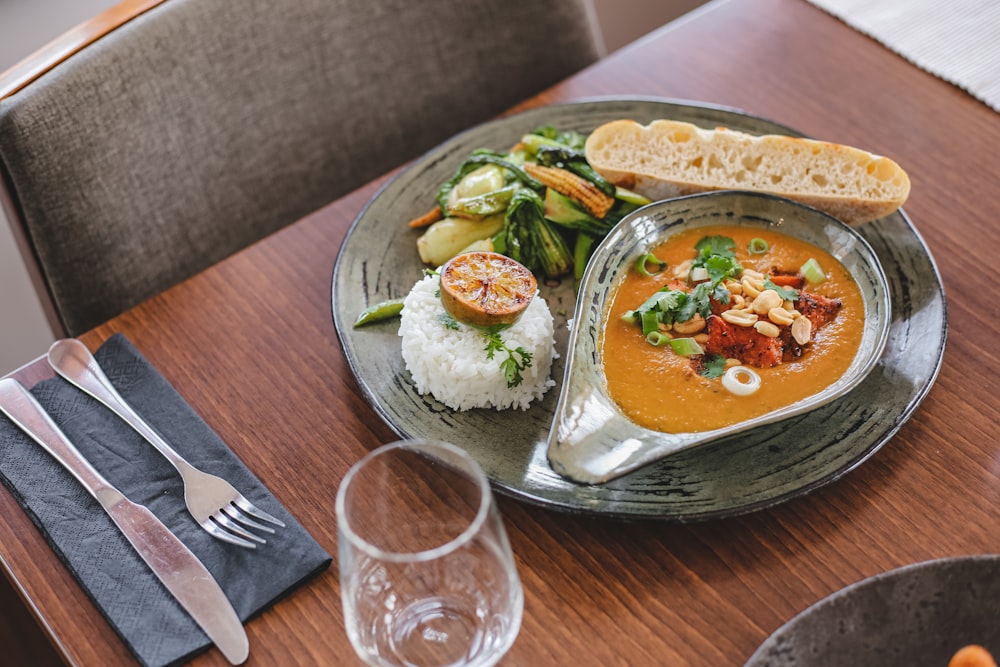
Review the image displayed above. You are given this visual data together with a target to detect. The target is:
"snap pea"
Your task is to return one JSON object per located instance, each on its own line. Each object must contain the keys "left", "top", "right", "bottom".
{"left": 353, "top": 298, "right": 405, "bottom": 327}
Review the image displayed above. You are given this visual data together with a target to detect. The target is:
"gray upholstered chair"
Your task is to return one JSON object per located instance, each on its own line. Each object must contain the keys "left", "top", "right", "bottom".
{"left": 0, "top": 0, "right": 603, "bottom": 336}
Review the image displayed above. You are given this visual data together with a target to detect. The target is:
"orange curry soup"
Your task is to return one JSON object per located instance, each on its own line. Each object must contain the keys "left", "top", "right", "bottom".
{"left": 601, "top": 225, "right": 864, "bottom": 433}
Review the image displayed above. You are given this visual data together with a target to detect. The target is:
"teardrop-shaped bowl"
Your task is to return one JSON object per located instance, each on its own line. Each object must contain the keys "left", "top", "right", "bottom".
{"left": 547, "top": 191, "right": 892, "bottom": 484}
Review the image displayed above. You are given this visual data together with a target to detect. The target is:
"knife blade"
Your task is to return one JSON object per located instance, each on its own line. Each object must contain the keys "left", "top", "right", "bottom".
{"left": 0, "top": 378, "right": 249, "bottom": 665}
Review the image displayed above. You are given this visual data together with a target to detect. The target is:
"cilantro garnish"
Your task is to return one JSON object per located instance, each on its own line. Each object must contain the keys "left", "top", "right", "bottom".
{"left": 693, "top": 236, "right": 742, "bottom": 285}
{"left": 624, "top": 235, "right": 749, "bottom": 384}
{"left": 703, "top": 253, "right": 742, "bottom": 283}
{"left": 629, "top": 235, "right": 743, "bottom": 338}
{"left": 763, "top": 277, "right": 798, "bottom": 301}
{"left": 676, "top": 282, "right": 713, "bottom": 322}
{"left": 694, "top": 235, "right": 737, "bottom": 260}
{"left": 484, "top": 329, "right": 533, "bottom": 388}
{"left": 700, "top": 354, "right": 727, "bottom": 379}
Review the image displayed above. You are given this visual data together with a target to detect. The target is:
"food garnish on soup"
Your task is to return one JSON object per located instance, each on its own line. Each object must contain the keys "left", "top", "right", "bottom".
{"left": 603, "top": 225, "right": 863, "bottom": 433}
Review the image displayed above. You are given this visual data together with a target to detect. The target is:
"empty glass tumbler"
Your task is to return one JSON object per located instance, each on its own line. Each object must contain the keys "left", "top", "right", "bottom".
{"left": 336, "top": 440, "right": 523, "bottom": 667}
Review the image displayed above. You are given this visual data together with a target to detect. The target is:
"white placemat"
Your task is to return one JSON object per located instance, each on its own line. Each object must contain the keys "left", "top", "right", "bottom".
{"left": 806, "top": 0, "right": 1000, "bottom": 113}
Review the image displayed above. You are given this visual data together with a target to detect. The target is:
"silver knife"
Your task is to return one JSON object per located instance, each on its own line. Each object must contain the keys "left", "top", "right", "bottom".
{"left": 0, "top": 378, "right": 250, "bottom": 665}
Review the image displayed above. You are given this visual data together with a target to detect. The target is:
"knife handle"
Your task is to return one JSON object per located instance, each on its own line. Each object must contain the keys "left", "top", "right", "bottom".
{"left": 0, "top": 378, "right": 120, "bottom": 503}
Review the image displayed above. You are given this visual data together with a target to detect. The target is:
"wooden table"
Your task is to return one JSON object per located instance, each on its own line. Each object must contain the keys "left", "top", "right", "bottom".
{"left": 3, "top": 0, "right": 998, "bottom": 664}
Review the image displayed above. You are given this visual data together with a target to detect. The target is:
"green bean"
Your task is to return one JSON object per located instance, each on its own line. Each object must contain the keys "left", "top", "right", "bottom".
{"left": 354, "top": 298, "right": 405, "bottom": 327}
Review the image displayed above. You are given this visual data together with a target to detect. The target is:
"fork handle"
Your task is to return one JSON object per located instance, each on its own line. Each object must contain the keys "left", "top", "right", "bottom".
{"left": 0, "top": 378, "right": 122, "bottom": 505}
{"left": 47, "top": 339, "right": 195, "bottom": 476}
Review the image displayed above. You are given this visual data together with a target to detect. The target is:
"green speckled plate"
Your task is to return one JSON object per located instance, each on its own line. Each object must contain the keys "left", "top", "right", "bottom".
{"left": 743, "top": 555, "right": 1000, "bottom": 666}
{"left": 331, "top": 97, "right": 947, "bottom": 520}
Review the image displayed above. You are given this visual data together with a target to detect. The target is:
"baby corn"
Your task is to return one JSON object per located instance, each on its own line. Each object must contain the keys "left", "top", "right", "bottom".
{"left": 524, "top": 163, "right": 615, "bottom": 219}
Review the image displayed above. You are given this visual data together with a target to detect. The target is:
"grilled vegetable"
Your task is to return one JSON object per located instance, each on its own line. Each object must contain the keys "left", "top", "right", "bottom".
{"left": 417, "top": 215, "right": 505, "bottom": 266}
{"left": 543, "top": 188, "right": 613, "bottom": 236}
{"left": 409, "top": 125, "right": 654, "bottom": 280}
{"left": 503, "top": 188, "right": 572, "bottom": 278}
{"left": 534, "top": 145, "right": 616, "bottom": 198}
{"left": 447, "top": 183, "right": 519, "bottom": 220}
{"left": 436, "top": 151, "right": 542, "bottom": 212}
{"left": 407, "top": 205, "right": 444, "bottom": 228}
{"left": 522, "top": 125, "right": 588, "bottom": 152}
{"left": 524, "top": 162, "right": 615, "bottom": 218}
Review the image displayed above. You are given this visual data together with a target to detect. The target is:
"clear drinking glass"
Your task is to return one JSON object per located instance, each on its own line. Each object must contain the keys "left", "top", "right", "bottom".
{"left": 336, "top": 440, "right": 523, "bottom": 667}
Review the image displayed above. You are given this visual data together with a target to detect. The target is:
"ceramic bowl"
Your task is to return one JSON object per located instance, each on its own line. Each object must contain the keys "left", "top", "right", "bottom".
{"left": 546, "top": 190, "right": 892, "bottom": 484}
{"left": 744, "top": 555, "right": 1000, "bottom": 666}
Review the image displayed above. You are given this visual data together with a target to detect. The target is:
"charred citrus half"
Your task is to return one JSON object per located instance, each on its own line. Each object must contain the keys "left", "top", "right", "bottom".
{"left": 439, "top": 251, "right": 536, "bottom": 328}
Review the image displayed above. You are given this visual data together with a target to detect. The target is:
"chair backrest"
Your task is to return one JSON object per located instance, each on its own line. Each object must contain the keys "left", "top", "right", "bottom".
{"left": 0, "top": 0, "right": 603, "bottom": 336}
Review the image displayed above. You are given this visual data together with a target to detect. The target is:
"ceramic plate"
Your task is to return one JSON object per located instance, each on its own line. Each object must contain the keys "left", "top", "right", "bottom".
{"left": 331, "top": 97, "right": 947, "bottom": 520}
{"left": 743, "top": 555, "right": 1000, "bottom": 666}
{"left": 548, "top": 192, "right": 891, "bottom": 484}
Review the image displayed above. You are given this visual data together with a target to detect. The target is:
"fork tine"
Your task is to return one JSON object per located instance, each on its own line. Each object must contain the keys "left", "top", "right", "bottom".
{"left": 202, "top": 519, "right": 260, "bottom": 549}
{"left": 212, "top": 512, "right": 269, "bottom": 545}
{"left": 233, "top": 496, "right": 286, "bottom": 528}
{"left": 221, "top": 504, "right": 276, "bottom": 534}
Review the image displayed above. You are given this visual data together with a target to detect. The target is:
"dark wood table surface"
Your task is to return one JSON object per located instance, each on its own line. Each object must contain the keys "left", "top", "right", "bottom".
{"left": 3, "top": 0, "right": 999, "bottom": 664}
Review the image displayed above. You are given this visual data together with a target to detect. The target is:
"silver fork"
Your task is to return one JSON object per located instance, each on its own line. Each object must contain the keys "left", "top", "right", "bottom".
{"left": 47, "top": 338, "right": 285, "bottom": 549}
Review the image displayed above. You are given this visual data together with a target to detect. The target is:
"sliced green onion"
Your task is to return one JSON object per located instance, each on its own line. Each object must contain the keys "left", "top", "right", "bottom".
{"left": 620, "top": 309, "right": 638, "bottom": 324}
{"left": 721, "top": 365, "right": 761, "bottom": 395}
{"left": 615, "top": 186, "right": 652, "bottom": 206}
{"left": 669, "top": 337, "right": 704, "bottom": 357}
{"left": 640, "top": 310, "right": 660, "bottom": 336}
{"left": 800, "top": 257, "right": 826, "bottom": 284}
{"left": 748, "top": 237, "right": 769, "bottom": 254}
{"left": 635, "top": 253, "right": 666, "bottom": 277}
{"left": 646, "top": 331, "right": 671, "bottom": 347}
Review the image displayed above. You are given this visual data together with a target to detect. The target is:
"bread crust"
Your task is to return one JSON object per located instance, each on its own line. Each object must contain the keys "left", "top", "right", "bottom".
{"left": 584, "top": 119, "right": 910, "bottom": 225}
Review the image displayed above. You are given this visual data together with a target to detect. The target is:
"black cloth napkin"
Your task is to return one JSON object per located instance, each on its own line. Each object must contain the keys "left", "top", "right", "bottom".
{"left": 0, "top": 334, "right": 331, "bottom": 667}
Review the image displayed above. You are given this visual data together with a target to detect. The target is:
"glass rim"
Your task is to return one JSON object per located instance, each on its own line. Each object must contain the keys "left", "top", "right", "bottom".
{"left": 335, "top": 439, "right": 492, "bottom": 563}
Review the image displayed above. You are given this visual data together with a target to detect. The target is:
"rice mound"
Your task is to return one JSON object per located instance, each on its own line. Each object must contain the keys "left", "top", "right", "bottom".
{"left": 399, "top": 272, "right": 556, "bottom": 411}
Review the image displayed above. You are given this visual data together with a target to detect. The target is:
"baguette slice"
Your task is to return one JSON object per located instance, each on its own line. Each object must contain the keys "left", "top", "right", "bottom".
{"left": 584, "top": 119, "right": 910, "bottom": 225}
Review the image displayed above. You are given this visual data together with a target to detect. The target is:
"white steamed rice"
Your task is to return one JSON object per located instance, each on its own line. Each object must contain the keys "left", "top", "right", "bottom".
{"left": 399, "top": 272, "right": 556, "bottom": 411}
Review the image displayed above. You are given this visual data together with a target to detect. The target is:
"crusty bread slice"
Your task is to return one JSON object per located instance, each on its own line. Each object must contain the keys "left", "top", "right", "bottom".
{"left": 584, "top": 119, "right": 910, "bottom": 225}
